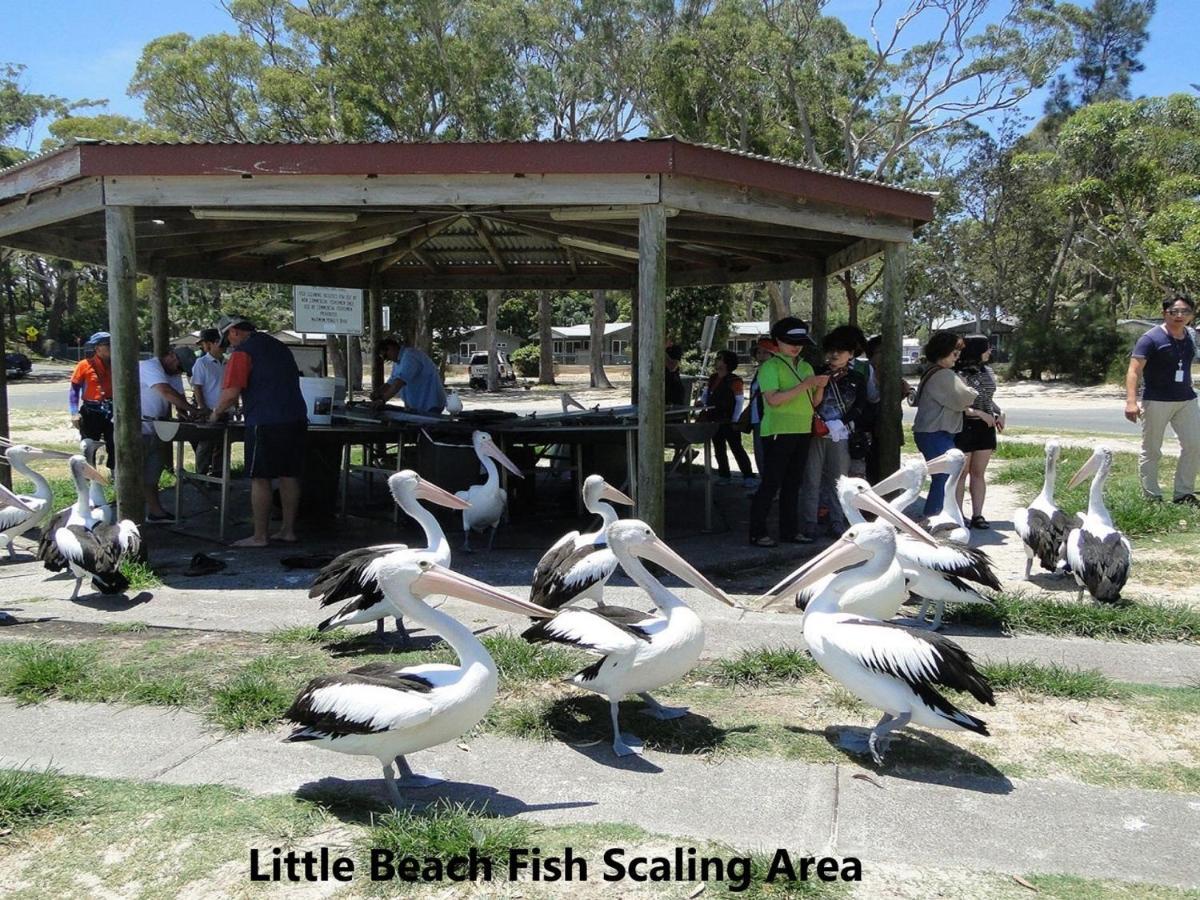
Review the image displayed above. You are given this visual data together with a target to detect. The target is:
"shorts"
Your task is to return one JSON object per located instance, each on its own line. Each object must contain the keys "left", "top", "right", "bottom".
{"left": 954, "top": 417, "right": 997, "bottom": 453}
{"left": 141, "top": 434, "right": 169, "bottom": 485}
{"left": 245, "top": 422, "right": 307, "bottom": 479}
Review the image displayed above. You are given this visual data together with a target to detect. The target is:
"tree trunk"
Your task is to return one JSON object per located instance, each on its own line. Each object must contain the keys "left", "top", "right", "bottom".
{"left": 326, "top": 335, "right": 347, "bottom": 380}
{"left": 485, "top": 289, "right": 500, "bottom": 392}
{"left": 838, "top": 271, "right": 860, "bottom": 328}
{"left": 538, "top": 289, "right": 555, "bottom": 385}
{"left": 414, "top": 290, "right": 431, "bottom": 353}
{"left": 589, "top": 289, "right": 612, "bottom": 389}
{"left": 347, "top": 335, "right": 363, "bottom": 391}
{"left": 1033, "top": 212, "right": 1078, "bottom": 380}
{"left": 766, "top": 280, "right": 792, "bottom": 324}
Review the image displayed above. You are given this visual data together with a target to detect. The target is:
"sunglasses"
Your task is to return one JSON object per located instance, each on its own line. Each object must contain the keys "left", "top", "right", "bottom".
{"left": 1167, "top": 308, "right": 1193, "bottom": 316}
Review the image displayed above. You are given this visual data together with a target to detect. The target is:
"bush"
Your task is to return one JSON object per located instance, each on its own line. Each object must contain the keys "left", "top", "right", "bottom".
{"left": 510, "top": 343, "right": 540, "bottom": 377}
{"left": 1009, "top": 293, "right": 1122, "bottom": 383}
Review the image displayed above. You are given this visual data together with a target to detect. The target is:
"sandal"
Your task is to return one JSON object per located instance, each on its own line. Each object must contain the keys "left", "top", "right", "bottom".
{"left": 749, "top": 535, "right": 777, "bottom": 548}
{"left": 970, "top": 515, "right": 990, "bottom": 529}
{"left": 784, "top": 534, "right": 814, "bottom": 544}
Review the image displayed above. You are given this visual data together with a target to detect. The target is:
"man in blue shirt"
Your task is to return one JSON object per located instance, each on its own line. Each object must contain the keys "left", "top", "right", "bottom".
{"left": 372, "top": 337, "right": 446, "bottom": 415}
{"left": 1125, "top": 295, "right": 1200, "bottom": 505}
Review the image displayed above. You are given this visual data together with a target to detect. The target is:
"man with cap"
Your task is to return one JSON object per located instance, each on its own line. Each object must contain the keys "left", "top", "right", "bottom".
{"left": 748, "top": 317, "right": 829, "bottom": 547}
{"left": 68, "top": 332, "right": 115, "bottom": 467}
{"left": 189, "top": 328, "right": 227, "bottom": 477}
{"left": 372, "top": 336, "right": 446, "bottom": 415}
{"left": 209, "top": 315, "right": 307, "bottom": 546}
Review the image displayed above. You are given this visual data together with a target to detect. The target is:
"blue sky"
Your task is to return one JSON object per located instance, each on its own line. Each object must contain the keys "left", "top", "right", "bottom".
{"left": 2, "top": 0, "right": 1194, "bottom": 150}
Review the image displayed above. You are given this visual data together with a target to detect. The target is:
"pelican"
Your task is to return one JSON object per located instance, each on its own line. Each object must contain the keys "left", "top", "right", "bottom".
{"left": 871, "top": 458, "right": 927, "bottom": 514}
{"left": 763, "top": 522, "right": 995, "bottom": 765}
{"left": 763, "top": 483, "right": 937, "bottom": 620}
{"left": 445, "top": 390, "right": 463, "bottom": 415}
{"left": 37, "top": 438, "right": 113, "bottom": 570}
{"left": 312, "top": 471, "right": 469, "bottom": 638}
{"left": 522, "top": 519, "right": 741, "bottom": 757}
{"left": 837, "top": 475, "right": 999, "bottom": 630}
{"left": 561, "top": 392, "right": 587, "bottom": 413}
{"left": 455, "top": 431, "right": 522, "bottom": 551}
{"left": 1064, "top": 447, "right": 1131, "bottom": 603}
{"left": 1013, "top": 441, "right": 1080, "bottom": 579}
{"left": 0, "top": 441, "right": 68, "bottom": 558}
{"left": 285, "top": 558, "right": 554, "bottom": 807}
{"left": 45, "top": 456, "right": 141, "bottom": 599}
{"left": 919, "top": 450, "right": 970, "bottom": 543}
{"left": 530, "top": 475, "right": 635, "bottom": 611}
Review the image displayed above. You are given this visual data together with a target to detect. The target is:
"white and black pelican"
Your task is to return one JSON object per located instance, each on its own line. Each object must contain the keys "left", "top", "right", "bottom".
{"left": 561, "top": 392, "right": 587, "bottom": 413}
{"left": 765, "top": 481, "right": 936, "bottom": 620}
{"left": 838, "top": 476, "right": 999, "bottom": 630}
{"left": 285, "top": 558, "right": 553, "bottom": 807}
{"left": 530, "top": 475, "right": 635, "bottom": 611}
{"left": 312, "top": 470, "right": 469, "bottom": 638}
{"left": 455, "top": 431, "right": 522, "bottom": 551}
{"left": 523, "top": 519, "right": 741, "bottom": 757}
{"left": 42, "top": 455, "right": 141, "bottom": 599}
{"left": 0, "top": 441, "right": 67, "bottom": 558}
{"left": 1064, "top": 446, "right": 1131, "bottom": 603}
{"left": 871, "top": 458, "right": 927, "bottom": 514}
{"left": 763, "top": 522, "right": 995, "bottom": 765}
{"left": 37, "top": 438, "right": 115, "bottom": 571}
{"left": 1013, "top": 441, "right": 1080, "bottom": 579}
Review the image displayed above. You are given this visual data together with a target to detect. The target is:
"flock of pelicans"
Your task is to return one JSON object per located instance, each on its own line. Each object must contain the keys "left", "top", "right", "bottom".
{"left": 0, "top": 430, "right": 1133, "bottom": 806}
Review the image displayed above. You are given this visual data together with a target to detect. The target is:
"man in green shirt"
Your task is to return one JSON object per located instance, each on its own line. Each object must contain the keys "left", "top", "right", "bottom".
{"left": 749, "top": 317, "right": 828, "bottom": 547}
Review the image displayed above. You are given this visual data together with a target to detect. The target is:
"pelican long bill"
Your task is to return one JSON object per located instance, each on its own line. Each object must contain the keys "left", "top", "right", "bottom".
{"left": 850, "top": 487, "right": 939, "bottom": 546}
{"left": 628, "top": 530, "right": 740, "bottom": 608}
{"left": 757, "top": 535, "right": 873, "bottom": 608}
{"left": 1068, "top": 449, "right": 1103, "bottom": 489}
{"left": 414, "top": 478, "right": 471, "bottom": 510}
{"left": 412, "top": 563, "right": 553, "bottom": 618}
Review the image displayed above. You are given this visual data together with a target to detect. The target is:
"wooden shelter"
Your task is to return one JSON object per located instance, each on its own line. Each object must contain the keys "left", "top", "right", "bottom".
{"left": 0, "top": 138, "right": 934, "bottom": 528}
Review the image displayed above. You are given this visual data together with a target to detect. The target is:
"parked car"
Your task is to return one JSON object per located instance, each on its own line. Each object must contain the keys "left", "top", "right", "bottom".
{"left": 5, "top": 352, "right": 31, "bottom": 378}
{"left": 468, "top": 351, "right": 516, "bottom": 389}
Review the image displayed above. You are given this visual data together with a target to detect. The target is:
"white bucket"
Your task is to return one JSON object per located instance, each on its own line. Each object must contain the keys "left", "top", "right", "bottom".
{"left": 299, "top": 376, "right": 335, "bottom": 425}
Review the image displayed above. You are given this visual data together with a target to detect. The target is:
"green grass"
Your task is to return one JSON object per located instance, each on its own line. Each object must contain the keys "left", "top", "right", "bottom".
{"left": 364, "top": 799, "right": 534, "bottom": 873}
{"left": 210, "top": 655, "right": 318, "bottom": 731}
{"left": 979, "top": 660, "right": 1118, "bottom": 699}
{"left": 100, "top": 621, "right": 150, "bottom": 634}
{"left": 479, "top": 633, "right": 579, "bottom": 685}
{"left": 0, "top": 642, "right": 96, "bottom": 704}
{"left": 706, "top": 646, "right": 820, "bottom": 686}
{"left": 0, "top": 767, "right": 84, "bottom": 832}
{"left": 118, "top": 558, "right": 161, "bottom": 589}
{"left": 993, "top": 443, "right": 1200, "bottom": 536}
{"left": 944, "top": 592, "right": 1200, "bottom": 642}
{"left": 267, "top": 625, "right": 351, "bottom": 644}
{"left": 1011, "top": 874, "right": 1200, "bottom": 899}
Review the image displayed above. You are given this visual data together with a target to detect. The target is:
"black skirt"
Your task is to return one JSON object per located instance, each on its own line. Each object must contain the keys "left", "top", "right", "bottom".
{"left": 955, "top": 417, "right": 997, "bottom": 453}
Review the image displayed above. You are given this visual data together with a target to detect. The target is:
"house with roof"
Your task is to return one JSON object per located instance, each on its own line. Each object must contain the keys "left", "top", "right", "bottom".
{"left": 550, "top": 322, "right": 633, "bottom": 364}
{"left": 932, "top": 315, "right": 1019, "bottom": 358}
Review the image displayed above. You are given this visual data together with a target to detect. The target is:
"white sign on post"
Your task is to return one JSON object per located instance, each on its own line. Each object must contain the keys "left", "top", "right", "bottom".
{"left": 382, "top": 306, "right": 391, "bottom": 331}
{"left": 294, "top": 285, "right": 364, "bottom": 334}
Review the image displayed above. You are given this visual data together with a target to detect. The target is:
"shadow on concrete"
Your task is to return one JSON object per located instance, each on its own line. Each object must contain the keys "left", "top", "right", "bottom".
{"left": 68, "top": 590, "right": 155, "bottom": 611}
{"left": 968, "top": 521, "right": 1012, "bottom": 547}
{"left": 295, "top": 776, "right": 596, "bottom": 822}
{"left": 809, "top": 724, "right": 1014, "bottom": 794}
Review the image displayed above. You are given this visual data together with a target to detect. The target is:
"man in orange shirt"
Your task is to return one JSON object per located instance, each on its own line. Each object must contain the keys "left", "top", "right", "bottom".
{"left": 68, "top": 332, "right": 114, "bottom": 467}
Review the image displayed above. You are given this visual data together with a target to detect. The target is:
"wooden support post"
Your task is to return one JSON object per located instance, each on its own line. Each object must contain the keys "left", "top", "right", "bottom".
{"left": 150, "top": 270, "right": 169, "bottom": 358}
{"left": 636, "top": 203, "right": 667, "bottom": 533}
{"left": 105, "top": 206, "right": 145, "bottom": 523}
{"left": 368, "top": 278, "right": 383, "bottom": 392}
{"left": 0, "top": 298, "right": 9, "bottom": 489}
{"left": 538, "top": 289, "right": 555, "bottom": 385}
{"left": 485, "top": 289, "right": 500, "bottom": 392}
{"left": 878, "top": 242, "right": 907, "bottom": 477}
{"left": 811, "top": 275, "right": 828, "bottom": 345}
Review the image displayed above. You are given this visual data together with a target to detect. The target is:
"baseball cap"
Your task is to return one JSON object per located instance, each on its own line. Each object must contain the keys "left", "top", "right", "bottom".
{"left": 770, "top": 317, "right": 813, "bottom": 346}
{"left": 216, "top": 314, "right": 253, "bottom": 337}
{"left": 87, "top": 331, "right": 111, "bottom": 346}
{"left": 197, "top": 328, "right": 221, "bottom": 344}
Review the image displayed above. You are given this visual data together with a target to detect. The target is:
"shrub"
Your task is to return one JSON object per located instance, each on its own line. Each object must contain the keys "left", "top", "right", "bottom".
{"left": 510, "top": 343, "right": 540, "bottom": 377}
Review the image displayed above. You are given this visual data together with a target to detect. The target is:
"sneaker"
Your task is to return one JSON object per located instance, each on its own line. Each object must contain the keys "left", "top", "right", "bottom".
{"left": 1173, "top": 494, "right": 1200, "bottom": 507}
{"left": 145, "top": 512, "right": 175, "bottom": 523}
{"left": 970, "top": 514, "right": 990, "bottom": 529}
{"left": 749, "top": 535, "right": 777, "bottom": 548}
{"left": 784, "top": 533, "right": 814, "bottom": 544}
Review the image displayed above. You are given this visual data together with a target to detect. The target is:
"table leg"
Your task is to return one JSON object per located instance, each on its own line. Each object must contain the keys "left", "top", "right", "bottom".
{"left": 173, "top": 439, "right": 183, "bottom": 521}
{"left": 219, "top": 428, "right": 231, "bottom": 542}
{"left": 703, "top": 439, "right": 713, "bottom": 532}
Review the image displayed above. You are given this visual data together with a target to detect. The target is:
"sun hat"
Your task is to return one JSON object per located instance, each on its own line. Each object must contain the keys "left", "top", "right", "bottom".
{"left": 770, "top": 317, "right": 813, "bottom": 346}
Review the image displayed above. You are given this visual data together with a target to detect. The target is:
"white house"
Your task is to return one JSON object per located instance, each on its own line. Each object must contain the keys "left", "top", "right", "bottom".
{"left": 550, "top": 322, "right": 633, "bottom": 364}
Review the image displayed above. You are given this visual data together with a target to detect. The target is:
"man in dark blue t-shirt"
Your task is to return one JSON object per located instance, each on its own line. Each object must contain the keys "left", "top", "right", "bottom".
{"left": 1125, "top": 295, "right": 1200, "bottom": 505}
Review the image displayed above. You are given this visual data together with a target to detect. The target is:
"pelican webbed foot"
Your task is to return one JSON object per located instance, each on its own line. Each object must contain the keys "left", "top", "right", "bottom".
{"left": 381, "top": 761, "right": 404, "bottom": 808}
{"left": 609, "top": 700, "right": 645, "bottom": 756}
{"left": 868, "top": 711, "right": 910, "bottom": 766}
{"left": 638, "top": 692, "right": 688, "bottom": 720}
{"left": 395, "top": 755, "right": 444, "bottom": 788}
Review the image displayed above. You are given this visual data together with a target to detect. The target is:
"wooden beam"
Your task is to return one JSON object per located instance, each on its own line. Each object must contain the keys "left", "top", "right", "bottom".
{"left": 662, "top": 176, "right": 916, "bottom": 244}
{"left": 824, "top": 238, "right": 886, "bottom": 277}
{"left": 468, "top": 216, "right": 508, "bottom": 273}
{"left": 105, "top": 206, "right": 145, "bottom": 524}
{"left": 877, "top": 242, "right": 907, "bottom": 477}
{"left": 273, "top": 215, "right": 425, "bottom": 266}
{"left": 369, "top": 216, "right": 461, "bottom": 269}
{"left": 412, "top": 248, "right": 439, "bottom": 272}
{"left": 811, "top": 275, "right": 828, "bottom": 345}
{"left": 0, "top": 178, "right": 104, "bottom": 239}
{"left": 481, "top": 215, "right": 637, "bottom": 272}
{"left": 636, "top": 203, "right": 667, "bottom": 534}
{"left": 667, "top": 257, "right": 820, "bottom": 287}
{"left": 368, "top": 274, "right": 384, "bottom": 391}
{"left": 151, "top": 270, "right": 169, "bottom": 357}
{"left": 102, "top": 173, "right": 661, "bottom": 209}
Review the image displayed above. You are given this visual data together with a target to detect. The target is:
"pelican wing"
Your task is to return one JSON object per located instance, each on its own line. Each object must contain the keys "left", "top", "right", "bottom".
{"left": 284, "top": 670, "right": 435, "bottom": 738}
{"left": 57, "top": 524, "right": 128, "bottom": 594}
{"left": 0, "top": 503, "right": 34, "bottom": 530}
{"left": 898, "top": 537, "right": 1001, "bottom": 590}
{"left": 1068, "top": 529, "right": 1131, "bottom": 603}
{"left": 38, "top": 507, "right": 71, "bottom": 571}
{"left": 309, "top": 544, "right": 407, "bottom": 608}
{"left": 521, "top": 605, "right": 654, "bottom": 656}
{"left": 831, "top": 617, "right": 994, "bottom": 730}
{"left": 531, "top": 539, "right": 617, "bottom": 610}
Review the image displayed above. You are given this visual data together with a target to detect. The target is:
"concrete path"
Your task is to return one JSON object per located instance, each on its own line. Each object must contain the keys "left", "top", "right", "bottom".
{"left": 2, "top": 699, "right": 1197, "bottom": 888}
